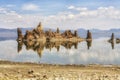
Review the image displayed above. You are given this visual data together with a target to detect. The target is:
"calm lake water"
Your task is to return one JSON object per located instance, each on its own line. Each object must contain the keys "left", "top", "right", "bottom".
{"left": 0, "top": 38, "right": 120, "bottom": 65}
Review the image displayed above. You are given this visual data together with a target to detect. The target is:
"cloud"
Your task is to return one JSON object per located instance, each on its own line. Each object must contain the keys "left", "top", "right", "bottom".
{"left": 68, "top": 5, "right": 75, "bottom": 9}
{"left": 0, "top": 6, "right": 120, "bottom": 30}
{"left": 0, "top": 7, "right": 22, "bottom": 17}
{"left": 22, "top": 3, "right": 39, "bottom": 11}
{"left": 0, "top": 7, "right": 23, "bottom": 28}
{"left": 42, "top": 6, "right": 120, "bottom": 30}
{"left": 68, "top": 5, "right": 87, "bottom": 11}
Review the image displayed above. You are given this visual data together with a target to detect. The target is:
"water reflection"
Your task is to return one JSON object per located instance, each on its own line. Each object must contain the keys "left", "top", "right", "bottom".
{"left": 111, "top": 42, "right": 114, "bottom": 49}
{"left": 17, "top": 41, "right": 23, "bottom": 53}
{"left": 86, "top": 40, "right": 92, "bottom": 50}
{"left": 108, "top": 33, "right": 115, "bottom": 49}
{"left": 1, "top": 38, "right": 120, "bottom": 64}
{"left": 116, "top": 38, "right": 120, "bottom": 44}
{"left": 108, "top": 41, "right": 114, "bottom": 49}
{"left": 17, "top": 40, "right": 92, "bottom": 57}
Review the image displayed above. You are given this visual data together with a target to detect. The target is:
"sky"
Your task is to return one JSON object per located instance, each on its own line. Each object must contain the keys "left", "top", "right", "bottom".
{"left": 0, "top": 0, "right": 120, "bottom": 30}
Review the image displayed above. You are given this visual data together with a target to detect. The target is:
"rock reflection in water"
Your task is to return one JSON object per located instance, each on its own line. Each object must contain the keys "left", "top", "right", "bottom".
{"left": 24, "top": 40, "right": 45, "bottom": 57}
{"left": 108, "top": 33, "right": 115, "bottom": 49}
{"left": 17, "top": 40, "right": 92, "bottom": 57}
{"left": 108, "top": 41, "right": 115, "bottom": 49}
{"left": 86, "top": 40, "right": 92, "bottom": 50}
{"left": 17, "top": 41, "right": 23, "bottom": 53}
{"left": 108, "top": 41, "right": 114, "bottom": 49}
{"left": 111, "top": 42, "right": 114, "bottom": 49}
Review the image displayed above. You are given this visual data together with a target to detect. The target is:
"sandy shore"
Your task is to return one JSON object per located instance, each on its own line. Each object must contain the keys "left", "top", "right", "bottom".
{"left": 0, "top": 61, "right": 120, "bottom": 80}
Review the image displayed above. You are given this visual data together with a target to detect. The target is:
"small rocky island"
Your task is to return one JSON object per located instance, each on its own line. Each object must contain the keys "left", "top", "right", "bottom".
{"left": 17, "top": 22, "right": 92, "bottom": 42}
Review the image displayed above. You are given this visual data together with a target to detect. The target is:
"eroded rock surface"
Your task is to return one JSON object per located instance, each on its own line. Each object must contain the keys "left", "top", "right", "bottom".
{"left": 17, "top": 22, "right": 92, "bottom": 42}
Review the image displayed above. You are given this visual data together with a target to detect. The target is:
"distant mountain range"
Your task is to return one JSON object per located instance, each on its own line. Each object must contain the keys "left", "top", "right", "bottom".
{"left": 0, "top": 28, "right": 120, "bottom": 41}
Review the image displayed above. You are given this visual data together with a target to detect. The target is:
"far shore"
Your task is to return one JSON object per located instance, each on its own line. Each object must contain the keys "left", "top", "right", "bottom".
{"left": 0, "top": 60, "right": 120, "bottom": 80}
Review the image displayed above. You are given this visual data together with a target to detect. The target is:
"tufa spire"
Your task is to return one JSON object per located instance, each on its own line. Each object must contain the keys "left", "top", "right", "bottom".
{"left": 56, "top": 27, "right": 60, "bottom": 33}
{"left": 86, "top": 30, "right": 92, "bottom": 39}
{"left": 37, "top": 22, "right": 43, "bottom": 31}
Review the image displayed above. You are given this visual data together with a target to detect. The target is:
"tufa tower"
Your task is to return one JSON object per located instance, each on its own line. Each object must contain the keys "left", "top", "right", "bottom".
{"left": 37, "top": 22, "right": 43, "bottom": 32}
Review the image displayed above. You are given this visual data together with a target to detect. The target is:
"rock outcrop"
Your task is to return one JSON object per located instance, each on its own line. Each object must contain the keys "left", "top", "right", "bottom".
{"left": 24, "top": 30, "right": 34, "bottom": 41}
{"left": 17, "top": 28, "right": 23, "bottom": 41}
{"left": 74, "top": 30, "right": 78, "bottom": 37}
{"left": 61, "top": 30, "right": 74, "bottom": 38}
{"left": 17, "top": 22, "right": 91, "bottom": 42}
{"left": 108, "top": 33, "right": 115, "bottom": 49}
{"left": 86, "top": 30, "right": 92, "bottom": 40}
{"left": 108, "top": 33, "right": 114, "bottom": 43}
{"left": 116, "top": 38, "right": 120, "bottom": 44}
{"left": 56, "top": 27, "right": 60, "bottom": 33}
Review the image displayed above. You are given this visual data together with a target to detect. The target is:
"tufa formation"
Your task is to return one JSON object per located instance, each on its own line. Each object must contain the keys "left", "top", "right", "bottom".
{"left": 86, "top": 30, "right": 92, "bottom": 41}
{"left": 17, "top": 22, "right": 92, "bottom": 42}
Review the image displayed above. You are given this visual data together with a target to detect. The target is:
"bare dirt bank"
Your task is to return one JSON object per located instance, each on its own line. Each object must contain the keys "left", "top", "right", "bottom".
{"left": 0, "top": 61, "right": 120, "bottom": 80}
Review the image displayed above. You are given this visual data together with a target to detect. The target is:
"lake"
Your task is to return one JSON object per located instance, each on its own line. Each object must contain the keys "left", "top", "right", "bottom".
{"left": 0, "top": 37, "right": 120, "bottom": 65}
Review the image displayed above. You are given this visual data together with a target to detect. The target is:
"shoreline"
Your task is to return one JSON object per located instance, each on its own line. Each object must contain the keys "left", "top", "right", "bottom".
{"left": 0, "top": 60, "right": 120, "bottom": 80}
{"left": 1, "top": 60, "right": 119, "bottom": 67}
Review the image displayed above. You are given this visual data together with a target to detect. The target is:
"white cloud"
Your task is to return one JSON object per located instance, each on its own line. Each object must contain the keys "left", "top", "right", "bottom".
{"left": 68, "top": 5, "right": 75, "bottom": 9}
{"left": 42, "top": 6, "right": 120, "bottom": 30}
{"left": 68, "top": 5, "right": 88, "bottom": 11}
{"left": 0, "top": 7, "right": 7, "bottom": 14}
{"left": 0, "top": 6, "right": 120, "bottom": 30}
{"left": 0, "top": 7, "right": 23, "bottom": 29}
{"left": 76, "top": 7, "right": 88, "bottom": 11}
{"left": 22, "top": 3, "right": 39, "bottom": 11}
{"left": 68, "top": 14, "right": 75, "bottom": 19}
{"left": 0, "top": 7, "right": 22, "bottom": 17}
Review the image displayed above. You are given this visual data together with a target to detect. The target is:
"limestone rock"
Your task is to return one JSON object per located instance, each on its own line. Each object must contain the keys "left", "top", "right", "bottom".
{"left": 24, "top": 30, "right": 34, "bottom": 41}
{"left": 116, "top": 38, "right": 120, "bottom": 44}
{"left": 111, "top": 33, "right": 114, "bottom": 41}
{"left": 74, "top": 30, "right": 78, "bottom": 37}
{"left": 17, "top": 22, "right": 83, "bottom": 42}
{"left": 86, "top": 30, "right": 92, "bottom": 39}
{"left": 61, "top": 30, "right": 74, "bottom": 38}
{"left": 37, "top": 22, "right": 43, "bottom": 32}
{"left": 108, "top": 33, "right": 114, "bottom": 43}
{"left": 56, "top": 27, "right": 60, "bottom": 33}
{"left": 17, "top": 28, "right": 23, "bottom": 41}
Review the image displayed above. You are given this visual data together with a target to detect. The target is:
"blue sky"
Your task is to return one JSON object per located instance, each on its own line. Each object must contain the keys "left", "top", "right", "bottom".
{"left": 1, "top": 0, "right": 120, "bottom": 15}
{"left": 0, "top": 0, "right": 120, "bottom": 29}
